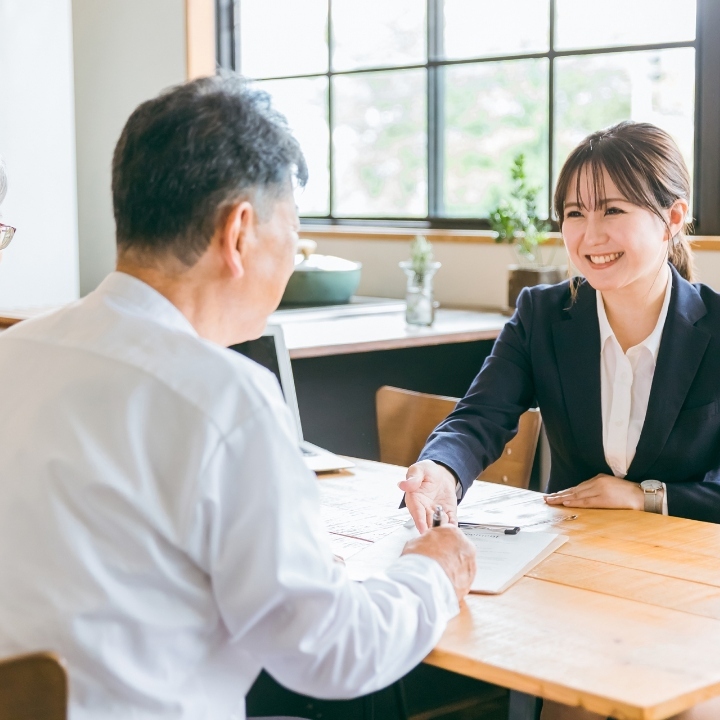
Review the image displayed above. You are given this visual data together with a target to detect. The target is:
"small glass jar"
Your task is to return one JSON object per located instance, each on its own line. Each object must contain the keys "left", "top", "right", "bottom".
{"left": 399, "top": 260, "right": 441, "bottom": 326}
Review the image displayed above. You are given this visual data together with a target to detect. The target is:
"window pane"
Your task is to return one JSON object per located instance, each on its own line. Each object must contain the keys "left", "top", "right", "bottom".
{"left": 444, "top": 59, "right": 549, "bottom": 218}
{"left": 555, "top": 0, "right": 696, "bottom": 51}
{"left": 240, "top": 0, "right": 328, "bottom": 78}
{"left": 554, "top": 48, "right": 695, "bottom": 196}
{"left": 332, "top": 0, "right": 425, "bottom": 71}
{"left": 333, "top": 70, "right": 427, "bottom": 217}
{"left": 444, "top": 0, "right": 550, "bottom": 59}
{"left": 255, "top": 78, "right": 330, "bottom": 216}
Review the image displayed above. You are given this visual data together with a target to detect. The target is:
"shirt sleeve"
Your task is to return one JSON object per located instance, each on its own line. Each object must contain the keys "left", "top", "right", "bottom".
{"left": 190, "top": 397, "right": 459, "bottom": 700}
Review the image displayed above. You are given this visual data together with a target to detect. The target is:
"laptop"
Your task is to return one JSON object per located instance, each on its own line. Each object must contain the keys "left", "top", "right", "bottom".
{"left": 229, "top": 325, "right": 355, "bottom": 473}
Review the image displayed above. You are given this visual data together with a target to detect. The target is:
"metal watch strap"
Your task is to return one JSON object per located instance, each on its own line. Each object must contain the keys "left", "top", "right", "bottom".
{"left": 643, "top": 485, "right": 663, "bottom": 513}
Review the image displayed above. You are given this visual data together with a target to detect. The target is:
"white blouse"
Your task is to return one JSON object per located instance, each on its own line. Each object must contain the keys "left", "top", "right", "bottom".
{"left": 597, "top": 267, "right": 672, "bottom": 512}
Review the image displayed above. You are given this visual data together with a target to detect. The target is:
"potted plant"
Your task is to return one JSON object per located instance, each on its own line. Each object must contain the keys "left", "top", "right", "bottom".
{"left": 489, "top": 154, "right": 566, "bottom": 309}
{"left": 399, "top": 235, "right": 441, "bottom": 326}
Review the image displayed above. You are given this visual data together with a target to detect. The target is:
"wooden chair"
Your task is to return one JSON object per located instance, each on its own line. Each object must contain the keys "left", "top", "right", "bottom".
{"left": 0, "top": 652, "right": 68, "bottom": 720}
{"left": 376, "top": 385, "right": 542, "bottom": 489}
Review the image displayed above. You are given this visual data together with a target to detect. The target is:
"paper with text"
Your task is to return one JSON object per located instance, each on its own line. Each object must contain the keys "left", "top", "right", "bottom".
{"left": 458, "top": 481, "right": 575, "bottom": 531}
{"left": 345, "top": 525, "right": 567, "bottom": 594}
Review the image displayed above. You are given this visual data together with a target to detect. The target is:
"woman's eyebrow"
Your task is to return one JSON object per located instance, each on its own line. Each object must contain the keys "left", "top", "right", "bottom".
{"left": 564, "top": 197, "right": 628, "bottom": 208}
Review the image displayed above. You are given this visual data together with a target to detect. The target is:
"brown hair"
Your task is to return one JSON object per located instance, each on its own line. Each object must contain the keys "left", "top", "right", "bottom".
{"left": 554, "top": 121, "right": 694, "bottom": 283}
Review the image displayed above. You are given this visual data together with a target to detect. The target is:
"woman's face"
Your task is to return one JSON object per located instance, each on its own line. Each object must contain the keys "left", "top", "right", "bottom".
{"left": 561, "top": 165, "right": 680, "bottom": 294}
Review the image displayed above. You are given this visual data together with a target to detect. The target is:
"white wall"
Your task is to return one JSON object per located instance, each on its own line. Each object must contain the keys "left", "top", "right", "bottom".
{"left": 72, "top": 0, "right": 187, "bottom": 294}
{"left": 0, "top": 0, "right": 79, "bottom": 308}
{"left": 313, "top": 238, "right": 720, "bottom": 310}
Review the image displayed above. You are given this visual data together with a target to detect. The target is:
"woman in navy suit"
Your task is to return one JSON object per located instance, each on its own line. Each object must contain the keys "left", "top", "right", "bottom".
{"left": 402, "top": 121, "right": 720, "bottom": 530}
{"left": 401, "top": 121, "right": 720, "bottom": 719}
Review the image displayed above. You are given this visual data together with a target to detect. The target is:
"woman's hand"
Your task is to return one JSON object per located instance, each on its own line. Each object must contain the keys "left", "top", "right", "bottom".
{"left": 398, "top": 460, "right": 459, "bottom": 533}
{"left": 544, "top": 474, "right": 644, "bottom": 510}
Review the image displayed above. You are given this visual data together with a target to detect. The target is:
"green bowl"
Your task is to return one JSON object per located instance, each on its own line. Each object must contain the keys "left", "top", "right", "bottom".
{"left": 280, "top": 266, "right": 362, "bottom": 306}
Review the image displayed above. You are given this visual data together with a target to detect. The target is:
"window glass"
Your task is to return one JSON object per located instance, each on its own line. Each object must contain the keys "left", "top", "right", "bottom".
{"left": 331, "top": 0, "right": 426, "bottom": 71}
{"left": 240, "top": 0, "right": 328, "bottom": 78}
{"left": 333, "top": 70, "right": 427, "bottom": 217}
{"left": 255, "top": 77, "right": 330, "bottom": 216}
{"left": 443, "top": 0, "right": 549, "bottom": 59}
{"left": 554, "top": 48, "right": 695, "bottom": 194}
{"left": 444, "top": 59, "right": 549, "bottom": 218}
{"left": 555, "top": 0, "right": 696, "bottom": 51}
{"left": 256, "top": 77, "right": 330, "bottom": 215}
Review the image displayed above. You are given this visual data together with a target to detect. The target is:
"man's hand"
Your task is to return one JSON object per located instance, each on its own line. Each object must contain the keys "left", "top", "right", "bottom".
{"left": 402, "top": 526, "right": 476, "bottom": 602}
{"left": 399, "top": 460, "right": 459, "bottom": 533}
{"left": 545, "top": 474, "right": 644, "bottom": 510}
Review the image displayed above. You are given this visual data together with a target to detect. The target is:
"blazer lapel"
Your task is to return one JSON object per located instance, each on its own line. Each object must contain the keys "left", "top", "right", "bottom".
{"left": 552, "top": 281, "right": 609, "bottom": 470}
{"left": 627, "top": 266, "right": 711, "bottom": 479}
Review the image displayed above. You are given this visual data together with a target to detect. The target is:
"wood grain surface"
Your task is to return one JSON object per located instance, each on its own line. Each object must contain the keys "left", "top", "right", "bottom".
{"left": 321, "top": 459, "right": 720, "bottom": 720}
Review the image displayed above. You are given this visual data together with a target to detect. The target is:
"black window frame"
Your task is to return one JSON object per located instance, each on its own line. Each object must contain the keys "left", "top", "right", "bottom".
{"left": 218, "top": 0, "right": 720, "bottom": 234}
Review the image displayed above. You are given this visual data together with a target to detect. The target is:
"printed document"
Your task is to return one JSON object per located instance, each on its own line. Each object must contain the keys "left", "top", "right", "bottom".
{"left": 346, "top": 525, "right": 567, "bottom": 594}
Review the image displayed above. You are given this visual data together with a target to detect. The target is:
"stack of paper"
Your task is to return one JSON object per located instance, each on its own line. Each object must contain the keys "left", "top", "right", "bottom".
{"left": 345, "top": 525, "right": 567, "bottom": 594}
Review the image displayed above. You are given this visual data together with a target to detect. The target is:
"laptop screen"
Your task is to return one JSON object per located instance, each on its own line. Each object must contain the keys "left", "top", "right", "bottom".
{"left": 228, "top": 325, "right": 303, "bottom": 441}
{"left": 230, "top": 335, "right": 285, "bottom": 399}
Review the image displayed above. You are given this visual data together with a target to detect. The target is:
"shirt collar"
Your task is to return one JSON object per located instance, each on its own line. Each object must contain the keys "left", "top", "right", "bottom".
{"left": 596, "top": 265, "right": 673, "bottom": 360}
{"left": 93, "top": 271, "right": 199, "bottom": 338}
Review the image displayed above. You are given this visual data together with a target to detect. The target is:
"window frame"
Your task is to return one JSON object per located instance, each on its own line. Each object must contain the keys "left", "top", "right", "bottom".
{"left": 218, "top": 0, "right": 720, "bottom": 233}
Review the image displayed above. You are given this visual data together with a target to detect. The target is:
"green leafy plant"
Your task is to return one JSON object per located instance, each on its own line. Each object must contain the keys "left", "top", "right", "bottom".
{"left": 488, "top": 154, "right": 553, "bottom": 267}
{"left": 409, "top": 235, "right": 434, "bottom": 282}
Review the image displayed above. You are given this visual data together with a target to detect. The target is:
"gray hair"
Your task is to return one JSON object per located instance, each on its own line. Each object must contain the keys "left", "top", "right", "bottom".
{"left": 112, "top": 74, "right": 307, "bottom": 266}
{"left": 0, "top": 156, "right": 7, "bottom": 207}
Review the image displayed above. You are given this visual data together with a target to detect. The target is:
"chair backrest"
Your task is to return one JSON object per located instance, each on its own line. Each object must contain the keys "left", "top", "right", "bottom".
{"left": 0, "top": 652, "right": 67, "bottom": 720}
{"left": 376, "top": 385, "right": 542, "bottom": 489}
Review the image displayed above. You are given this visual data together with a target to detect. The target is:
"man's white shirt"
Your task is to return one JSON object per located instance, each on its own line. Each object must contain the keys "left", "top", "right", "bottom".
{"left": 597, "top": 267, "right": 672, "bottom": 513}
{"left": 0, "top": 272, "right": 458, "bottom": 719}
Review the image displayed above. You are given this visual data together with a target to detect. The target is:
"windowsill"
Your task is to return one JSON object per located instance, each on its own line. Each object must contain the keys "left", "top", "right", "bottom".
{"left": 300, "top": 223, "right": 720, "bottom": 251}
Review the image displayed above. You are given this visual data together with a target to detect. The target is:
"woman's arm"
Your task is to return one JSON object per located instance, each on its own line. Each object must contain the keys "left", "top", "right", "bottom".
{"left": 401, "top": 287, "right": 539, "bottom": 531}
{"left": 418, "top": 287, "right": 538, "bottom": 496}
{"left": 666, "top": 471, "right": 720, "bottom": 523}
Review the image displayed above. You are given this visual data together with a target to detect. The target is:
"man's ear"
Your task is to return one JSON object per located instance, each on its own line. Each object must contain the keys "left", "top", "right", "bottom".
{"left": 219, "top": 201, "right": 255, "bottom": 279}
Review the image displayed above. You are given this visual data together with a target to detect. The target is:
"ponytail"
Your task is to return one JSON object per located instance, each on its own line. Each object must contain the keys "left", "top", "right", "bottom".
{"left": 669, "top": 233, "right": 695, "bottom": 282}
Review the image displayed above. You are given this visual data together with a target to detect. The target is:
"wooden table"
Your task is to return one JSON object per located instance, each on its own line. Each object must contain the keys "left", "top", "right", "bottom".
{"left": 320, "top": 459, "right": 720, "bottom": 720}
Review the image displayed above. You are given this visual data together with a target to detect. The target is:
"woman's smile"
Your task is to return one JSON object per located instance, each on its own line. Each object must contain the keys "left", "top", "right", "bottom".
{"left": 587, "top": 251, "right": 624, "bottom": 268}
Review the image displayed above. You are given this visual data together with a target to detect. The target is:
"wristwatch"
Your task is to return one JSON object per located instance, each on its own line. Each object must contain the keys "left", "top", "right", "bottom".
{"left": 640, "top": 480, "right": 664, "bottom": 513}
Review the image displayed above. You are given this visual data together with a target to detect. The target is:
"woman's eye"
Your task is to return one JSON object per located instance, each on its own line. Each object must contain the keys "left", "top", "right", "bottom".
{"left": 605, "top": 206, "right": 624, "bottom": 215}
{"left": 565, "top": 210, "right": 582, "bottom": 219}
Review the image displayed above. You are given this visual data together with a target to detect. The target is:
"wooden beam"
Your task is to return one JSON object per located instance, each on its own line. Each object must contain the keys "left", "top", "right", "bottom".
{"left": 186, "top": 0, "right": 216, "bottom": 80}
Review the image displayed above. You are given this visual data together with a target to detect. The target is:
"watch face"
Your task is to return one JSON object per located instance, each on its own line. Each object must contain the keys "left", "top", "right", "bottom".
{"left": 641, "top": 480, "right": 663, "bottom": 491}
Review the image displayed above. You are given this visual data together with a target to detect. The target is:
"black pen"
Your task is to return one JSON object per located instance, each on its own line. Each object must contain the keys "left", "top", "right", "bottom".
{"left": 458, "top": 521, "right": 521, "bottom": 535}
{"left": 432, "top": 505, "right": 443, "bottom": 528}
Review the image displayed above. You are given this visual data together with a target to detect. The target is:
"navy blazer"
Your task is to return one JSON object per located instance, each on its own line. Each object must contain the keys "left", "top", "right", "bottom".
{"left": 420, "top": 265, "right": 720, "bottom": 523}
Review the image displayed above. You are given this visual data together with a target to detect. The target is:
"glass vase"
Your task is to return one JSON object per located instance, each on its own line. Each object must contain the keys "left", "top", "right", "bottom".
{"left": 400, "top": 261, "right": 441, "bottom": 326}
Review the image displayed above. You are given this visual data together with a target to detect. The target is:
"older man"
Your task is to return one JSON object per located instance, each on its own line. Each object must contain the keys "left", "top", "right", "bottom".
{"left": 0, "top": 76, "right": 475, "bottom": 719}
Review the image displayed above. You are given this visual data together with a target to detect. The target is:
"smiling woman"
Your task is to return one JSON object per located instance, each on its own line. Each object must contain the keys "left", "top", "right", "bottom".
{"left": 402, "top": 120, "right": 720, "bottom": 545}
{"left": 556, "top": 121, "right": 693, "bottom": 292}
